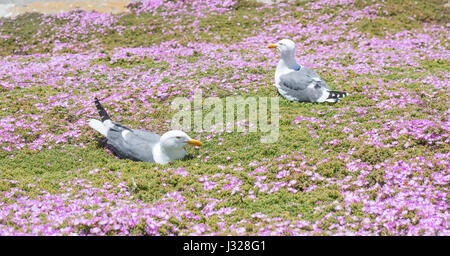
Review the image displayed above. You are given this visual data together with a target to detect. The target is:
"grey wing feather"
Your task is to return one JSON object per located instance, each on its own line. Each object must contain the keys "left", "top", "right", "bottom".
{"left": 278, "top": 69, "right": 329, "bottom": 102}
{"left": 279, "top": 69, "right": 313, "bottom": 91}
{"left": 302, "top": 67, "right": 330, "bottom": 90}
{"left": 302, "top": 67, "right": 320, "bottom": 78}
{"left": 106, "top": 123, "right": 160, "bottom": 163}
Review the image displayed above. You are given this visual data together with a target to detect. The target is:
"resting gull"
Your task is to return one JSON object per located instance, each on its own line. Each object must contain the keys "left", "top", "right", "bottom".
{"left": 268, "top": 39, "right": 348, "bottom": 103}
{"left": 88, "top": 98, "right": 202, "bottom": 164}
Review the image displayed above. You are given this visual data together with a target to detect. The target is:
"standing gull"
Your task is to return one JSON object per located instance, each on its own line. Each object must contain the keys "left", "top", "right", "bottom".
{"left": 88, "top": 98, "right": 202, "bottom": 164}
{"left": 268, "top": 39, "right": 348, "bottom": 103}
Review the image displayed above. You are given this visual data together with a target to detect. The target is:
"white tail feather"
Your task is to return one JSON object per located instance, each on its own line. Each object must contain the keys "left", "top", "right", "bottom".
{"left": 325, "top": 98, "right": 339, "bottom": 103}
{"left": 316, "top": 90, "right": 330, "bottom": 103}
{"left": 89, "top": 119, "right": 108, "bottom": 137}
{"left": 103, "top": 119, "right": 115, "bottom": 129}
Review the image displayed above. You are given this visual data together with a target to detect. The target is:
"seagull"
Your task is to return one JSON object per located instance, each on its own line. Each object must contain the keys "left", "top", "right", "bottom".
{"left": 268, "top": 39, "right": 348, "bottom": 103}
{"left": 88, "top": 98, "right": 202, "bottom": 164}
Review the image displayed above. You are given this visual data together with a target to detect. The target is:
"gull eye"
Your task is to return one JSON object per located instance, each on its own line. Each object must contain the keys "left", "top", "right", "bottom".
{"left": 176, "top": 136, "right": 181, "bottom": 139}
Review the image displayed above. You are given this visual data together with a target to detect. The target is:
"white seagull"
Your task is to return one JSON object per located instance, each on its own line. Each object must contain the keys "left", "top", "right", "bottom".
{"left": 268, "top": 39, "right": 348, "bottom": 103}
{"left": 88, "top": 98, "right": 202, "bottom": 164}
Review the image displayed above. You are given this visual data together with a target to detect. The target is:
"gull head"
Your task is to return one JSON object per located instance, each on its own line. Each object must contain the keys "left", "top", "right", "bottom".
{"left": 160, "top": 130, "right": 202, "bottom": 150}
{"left": 268, "top": 39, "right": 296, "bottom": 58}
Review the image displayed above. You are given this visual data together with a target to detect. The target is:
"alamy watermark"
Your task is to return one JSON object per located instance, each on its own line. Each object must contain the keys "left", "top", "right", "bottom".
{"left": 170, "top": 90, "right": 279, "bottom": 143}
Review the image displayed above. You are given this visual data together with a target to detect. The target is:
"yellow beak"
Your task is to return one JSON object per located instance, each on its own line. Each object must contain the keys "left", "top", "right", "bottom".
{"left": 268, "top": 43, "right": 277, "bottom": 49}
{"left": 187, "top": 139, "right": 202, "bottom": 147}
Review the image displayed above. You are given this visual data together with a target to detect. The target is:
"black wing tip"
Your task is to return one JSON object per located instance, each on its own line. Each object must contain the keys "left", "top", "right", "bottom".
{"left": 93, "top": 97, "right": 111, "bottom": 122}
{"left": 328, "top": 91, "right": 348, "bottom": 99}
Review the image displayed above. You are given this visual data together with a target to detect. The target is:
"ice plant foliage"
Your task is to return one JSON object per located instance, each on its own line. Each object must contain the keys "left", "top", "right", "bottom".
{"left": 0, "top": 0, "right": 449, "bottom": 235}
